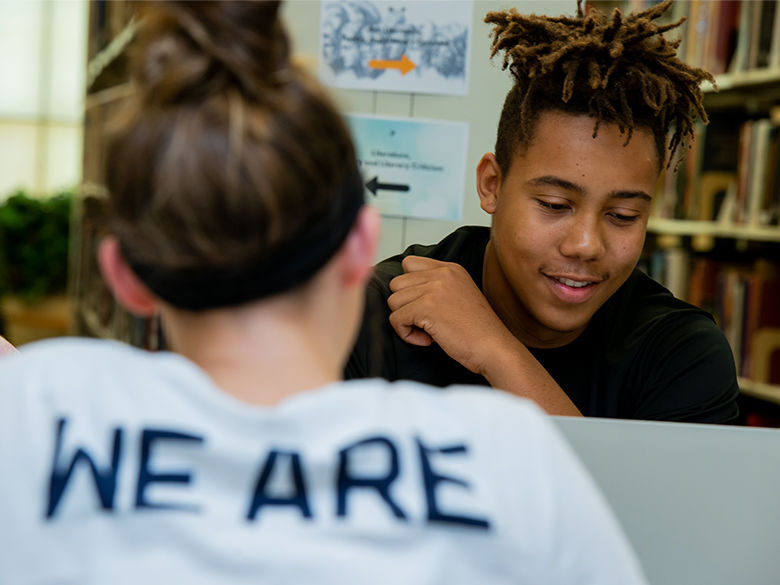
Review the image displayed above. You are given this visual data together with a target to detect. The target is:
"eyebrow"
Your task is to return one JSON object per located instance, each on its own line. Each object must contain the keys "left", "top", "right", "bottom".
{"left": 527, "top": 175, "right": 652, "bottom": 202}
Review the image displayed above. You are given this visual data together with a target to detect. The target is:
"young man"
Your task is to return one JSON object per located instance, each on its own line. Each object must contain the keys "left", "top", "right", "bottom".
{"left": 346, "top": 0, "right": 740, "bottom": 423}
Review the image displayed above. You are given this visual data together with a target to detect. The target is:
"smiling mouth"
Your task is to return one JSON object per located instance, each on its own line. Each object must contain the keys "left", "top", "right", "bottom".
{"left": 554, "top": 277, "right": 592, "bottom": 288}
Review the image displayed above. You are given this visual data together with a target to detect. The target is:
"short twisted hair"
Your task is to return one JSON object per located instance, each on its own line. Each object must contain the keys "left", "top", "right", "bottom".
{"left": 485, "top": 0, "right": 714, "bottom": 173}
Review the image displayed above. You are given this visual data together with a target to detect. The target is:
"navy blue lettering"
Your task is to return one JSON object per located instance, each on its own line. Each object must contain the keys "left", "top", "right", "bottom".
{"left": 135, "top": 429, "right": 203, "bottom": 512}
{"left": 416, "top": 438, "right": 490, "bottom": 529}
{"left": 337, "top": 436, "right": 406, "bottom": 520}
{"left": 246, "top": 450, "right": 312, "bottom": 521}
{"left": 46, "top": 417, "right": 122, "bottom": 519}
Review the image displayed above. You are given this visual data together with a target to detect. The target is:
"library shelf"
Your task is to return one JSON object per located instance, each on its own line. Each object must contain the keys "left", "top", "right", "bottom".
{"left": 647, "top": 218, "right": 780, "bottom": 243}
{"left": 705, "top": 69, "right": 780, "bottom": 93}
{"left": 739, "top": 378, "right": 780, "bottom": 407}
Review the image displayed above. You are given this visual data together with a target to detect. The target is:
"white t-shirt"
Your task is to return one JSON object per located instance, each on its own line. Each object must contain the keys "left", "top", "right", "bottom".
{"left": 0, "top": 337, "right": 646, "bottom": 584}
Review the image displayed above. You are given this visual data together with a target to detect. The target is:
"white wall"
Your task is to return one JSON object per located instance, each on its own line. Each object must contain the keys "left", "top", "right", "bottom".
{"left": 282, "top": 0, "right": 575, "bottom": 260}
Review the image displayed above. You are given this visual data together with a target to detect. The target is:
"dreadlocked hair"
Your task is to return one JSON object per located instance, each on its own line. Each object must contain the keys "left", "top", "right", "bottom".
{"left": 485, "top": 0, "right": 714, "bottom": 173}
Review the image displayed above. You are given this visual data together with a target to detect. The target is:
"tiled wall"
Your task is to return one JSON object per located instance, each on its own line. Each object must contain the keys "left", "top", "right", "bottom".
{"left": 282, "top": 0, "right": 573, "bottom": 261}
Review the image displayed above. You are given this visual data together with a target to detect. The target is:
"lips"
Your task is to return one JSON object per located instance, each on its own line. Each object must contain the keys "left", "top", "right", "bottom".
{"left": 544, "top": 272, "right": 604, "bottom": 304}
{"left": 555, "top": 276, "right": 591, "bottom": 288}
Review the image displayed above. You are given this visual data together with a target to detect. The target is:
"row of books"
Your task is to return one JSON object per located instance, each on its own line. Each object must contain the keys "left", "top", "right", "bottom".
{"left": 654, "top": 114, "right": 780, "bottom": 227}
{"left": 645, "top": 250, "right": 780, "bottom": 386}
{"left": 688, "top": 0, "right": 780, "bottom": 76}
{"left": 614, "top": 0, "right": 779, "bottom": 75}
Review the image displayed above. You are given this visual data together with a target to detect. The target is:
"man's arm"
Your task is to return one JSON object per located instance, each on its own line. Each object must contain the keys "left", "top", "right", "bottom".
{"left": 387, "top": 255, "right": 581, "bottom": 416}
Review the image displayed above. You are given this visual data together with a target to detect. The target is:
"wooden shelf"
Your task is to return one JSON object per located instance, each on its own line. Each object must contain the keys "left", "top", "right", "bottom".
{"left": 739, "top": 377, "right": 780, "bottom": 406}
{"left": 647, "top": 218, "right": 780, "bottom": 243}
{"left": 703, "top": 70, "right": 780, "bottom": 110}
{"left": 705, "top": 69, "right": 780, "bottom": 93}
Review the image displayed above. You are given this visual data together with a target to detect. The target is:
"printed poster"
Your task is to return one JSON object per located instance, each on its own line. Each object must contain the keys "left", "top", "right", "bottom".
{"left": 320, "top": 0, "right": 473, "bottom": 95}
{"left": 347, "top": 113, "right": 469, "bottom": 221}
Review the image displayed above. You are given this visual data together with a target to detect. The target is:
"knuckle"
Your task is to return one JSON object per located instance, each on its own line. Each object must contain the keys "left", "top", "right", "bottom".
{"left": 386, "top": 292, "right": 401, "bottom": 311}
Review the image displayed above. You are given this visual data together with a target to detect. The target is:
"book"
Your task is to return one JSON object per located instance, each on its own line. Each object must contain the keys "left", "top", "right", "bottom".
{"left": 693, "top": 115, "right": 742, "bottom": 221}
{"left": 663, "top": 248, "right": 691, "bottom": 300}
{"left": 755, "top": 0, "right": 777, "bottom": 68}
{"left": 728, "top": 0, "right": 752, "bottom": 73}
{"left": 760, "top": 124, "right": 780, "bottom": 226}
{"left": 746, "top": 0, "right": 764, "bottom": 70}
{"left": 734, "top": 120, "right": 755, "bottom": 224}
{"left": 688, "top": 257, "right": 722, "bottom": 321}
{"left": 720, "top": 268, "right": 748, "bottom": 374}
{"left": 711, "top": 0, "right": 741, "bottom": 75}
{"left": 770, "top": 0, "right": 780, "bottom": 68}
{"left": 747, "top": 260, "right": 780, "bottom": 384}
{"left": 746, "top": 118, "right": 774, "bottom": 227}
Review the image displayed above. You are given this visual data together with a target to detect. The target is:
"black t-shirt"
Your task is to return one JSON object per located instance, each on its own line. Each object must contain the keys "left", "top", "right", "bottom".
{"left": 346, "top": 226, "right": 740, "bottom": 423}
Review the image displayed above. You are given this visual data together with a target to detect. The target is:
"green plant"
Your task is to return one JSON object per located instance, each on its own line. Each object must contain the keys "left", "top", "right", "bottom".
{"left": 0, "top": 189, "right": 73, "bottom": 302}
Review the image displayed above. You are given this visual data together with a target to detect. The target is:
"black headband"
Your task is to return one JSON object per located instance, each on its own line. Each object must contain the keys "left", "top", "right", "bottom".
{"left": 122, "top": 169, "right": 365, "bottom": 311}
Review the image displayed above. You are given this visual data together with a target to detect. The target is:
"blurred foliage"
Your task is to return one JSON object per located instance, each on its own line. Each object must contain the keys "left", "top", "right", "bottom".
{"left": 0, "top": 189, "right": 73, "bottom": 302}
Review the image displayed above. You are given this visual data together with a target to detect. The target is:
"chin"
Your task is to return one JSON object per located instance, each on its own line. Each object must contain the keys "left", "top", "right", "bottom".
{"left": 537, "top": 312, "right": 592, "bottom": 337}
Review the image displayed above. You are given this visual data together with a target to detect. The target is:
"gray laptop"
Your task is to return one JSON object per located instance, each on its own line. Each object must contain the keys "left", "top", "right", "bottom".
{"left": 553, "top": 416, "right": 780, "bottom": 585}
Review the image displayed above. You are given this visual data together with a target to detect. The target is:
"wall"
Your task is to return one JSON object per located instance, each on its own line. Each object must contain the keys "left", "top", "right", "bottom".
{"left": 282, "top": 0, "right": 575, "bottom": 261}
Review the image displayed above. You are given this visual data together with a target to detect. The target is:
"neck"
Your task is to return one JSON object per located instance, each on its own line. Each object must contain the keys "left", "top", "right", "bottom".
{"left": 481, "top": 240, "right": 582, "bottom": 349}
{"left": 160, "top": 296, "right": 343, "bottom": 406}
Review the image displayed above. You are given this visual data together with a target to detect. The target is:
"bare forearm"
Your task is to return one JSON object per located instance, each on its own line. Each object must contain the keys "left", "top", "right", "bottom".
{"left": 481, "top": 336, "right": 582, "bottom": 416}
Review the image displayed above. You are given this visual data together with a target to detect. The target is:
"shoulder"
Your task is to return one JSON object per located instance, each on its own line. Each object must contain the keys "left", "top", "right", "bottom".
{"left": 601, "top": 268, "right": 718, "bottom": 335}
{"left": 598, "top": 271, "right": 739, "bottom": 422}
{"left": 0, "top": 337, "right": 202, "bottom": 414}
{"left": 600, "top": 269, "right": 734, "bottom": 372}
{"left": 1, "top": 336, "right": 167, "bottom": 377}
{"left": 0, "top": 337, "right": 131, "bottom": 378}
{"left": 337, "top": 378, "right": 551, "bottom": 434}
{"left": 371, "top": 225, "right": 489, "bottom": 290}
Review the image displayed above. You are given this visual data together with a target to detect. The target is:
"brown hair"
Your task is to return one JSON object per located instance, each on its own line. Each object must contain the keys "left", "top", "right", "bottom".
{"left": 105, "top": 1, "right": 358, "bottom": 276}
{"left": 485, "top": 0, "right": 714, "bottom": 173}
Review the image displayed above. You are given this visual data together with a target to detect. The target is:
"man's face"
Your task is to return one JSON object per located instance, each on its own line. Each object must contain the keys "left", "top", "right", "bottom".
{"left": 479, "top": 110, "right": 658, "bottom": 347}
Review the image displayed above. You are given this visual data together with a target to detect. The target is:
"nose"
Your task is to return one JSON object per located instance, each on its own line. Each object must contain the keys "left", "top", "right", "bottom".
{"left": 558, "top": 213, "right": 606, "bottom": 261}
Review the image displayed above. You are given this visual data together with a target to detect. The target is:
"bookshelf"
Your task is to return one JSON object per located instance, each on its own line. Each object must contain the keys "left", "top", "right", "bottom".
{"left": 618, "top": 0, "right": 780, "bottom": 420}
{"left": 740, "top": 378, "right": 780, "bottom": 406}
{"left": 647, "top": 218, "right": 780, "bottom": 243}
{"left": 70, "top": 0, "right": 161, "bottom": 349}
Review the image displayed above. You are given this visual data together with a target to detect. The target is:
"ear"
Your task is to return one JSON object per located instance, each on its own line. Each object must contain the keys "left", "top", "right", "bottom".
{"left": 476, "top": 152, "right": 502, "bottom": 215}
{"left": 338, "top": 205, "right": 381, "bottom": 287}
{"left": 98, "top": 236, "right": 158, "bottom": 317}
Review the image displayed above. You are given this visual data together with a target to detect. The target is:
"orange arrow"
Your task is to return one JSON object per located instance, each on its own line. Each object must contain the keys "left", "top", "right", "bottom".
{"left": 368, "top": 54, "right": 416, "bottom": 75}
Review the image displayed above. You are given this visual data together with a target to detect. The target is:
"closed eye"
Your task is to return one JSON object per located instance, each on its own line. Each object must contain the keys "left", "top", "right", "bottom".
{"left": 607, "top": 211, "right": 640, "bottom": 224}
{"left": 537, "top": 199, "right": 569, "bottom": 212}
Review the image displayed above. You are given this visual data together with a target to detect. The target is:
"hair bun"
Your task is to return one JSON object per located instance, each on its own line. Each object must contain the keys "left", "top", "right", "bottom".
{"left": 133, "top": 1, "right": 290, "bottom": 104}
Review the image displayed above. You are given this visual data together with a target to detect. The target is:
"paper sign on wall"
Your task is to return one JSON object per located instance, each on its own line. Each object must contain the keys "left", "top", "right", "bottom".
{"left": 320, "top": 0, "right": 473, "bottom": 96}
{"left": 347, "top": 114, "right": 469, "bottom": 221}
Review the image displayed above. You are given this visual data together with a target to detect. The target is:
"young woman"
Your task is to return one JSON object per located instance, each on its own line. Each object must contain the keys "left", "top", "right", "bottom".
{"left": 0, "top": 2, "right": 646, "bottom": 583}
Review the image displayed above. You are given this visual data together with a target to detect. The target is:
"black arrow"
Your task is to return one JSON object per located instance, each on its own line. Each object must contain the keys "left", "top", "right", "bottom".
{"left": 365, "top": 176, "right": 410, "bottom": 196}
